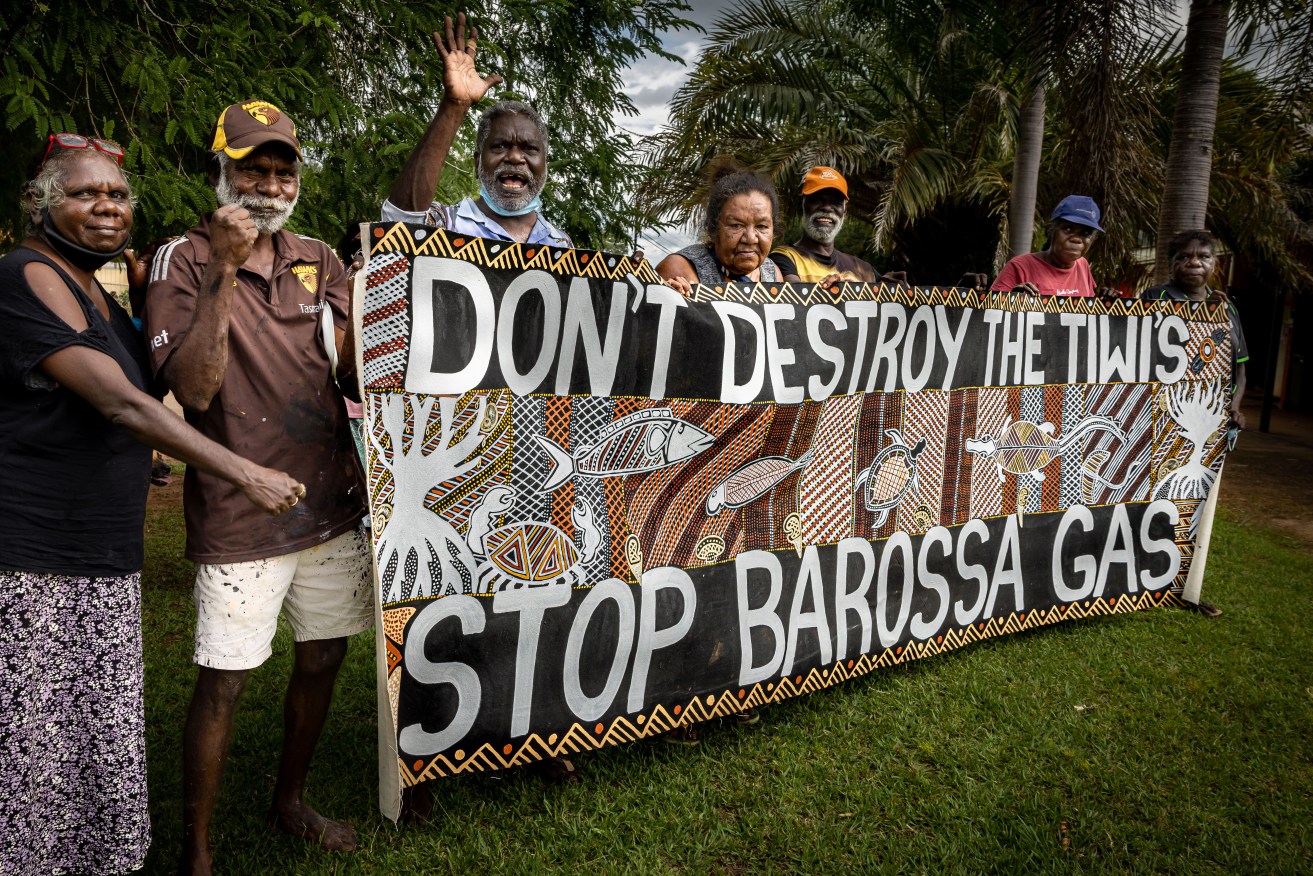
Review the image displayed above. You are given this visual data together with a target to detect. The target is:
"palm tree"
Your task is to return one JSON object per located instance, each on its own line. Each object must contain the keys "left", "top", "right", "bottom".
{"left": 638, "top": 0, "right": 1022, "bottom": 280}
{"left": 1200, "top": 59, "right": 1313, "bottom": 289}
{"left": 1153, "top": 0, "right": 1313, "bottom": 281}
{"left": 1153, "top": 0, "right": 1231, "bottom": 281}
{"left": 639, "top": 0, "right": 1176, "bottom": 282}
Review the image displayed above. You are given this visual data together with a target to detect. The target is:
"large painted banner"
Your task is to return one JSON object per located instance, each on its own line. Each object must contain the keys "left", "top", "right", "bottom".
{"left": 359, "top": 223, "right": 1234, "bottom": 817}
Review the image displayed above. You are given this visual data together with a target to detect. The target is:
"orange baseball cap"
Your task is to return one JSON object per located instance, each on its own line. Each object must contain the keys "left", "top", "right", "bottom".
{"left": 800, "top": 165, "right": 848, "bottom": 198}
{"left": 211, "top": 100, "right": 302, "bottom": 160}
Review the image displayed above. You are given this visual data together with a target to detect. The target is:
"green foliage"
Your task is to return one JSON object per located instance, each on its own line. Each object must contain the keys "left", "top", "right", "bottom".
{"left": 1175, "top": 57, "right": 1313, "bottom": 289}
{"left": 0, "top": 0, "right": 694, "bottom": 250}
{"left": 639, "top": 0, "right": 1311, "bottom": 289}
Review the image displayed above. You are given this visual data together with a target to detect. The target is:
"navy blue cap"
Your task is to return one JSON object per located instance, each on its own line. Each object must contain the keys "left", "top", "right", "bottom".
{"left": 1050, "top": 195, "right": 1104, "bottom": 233}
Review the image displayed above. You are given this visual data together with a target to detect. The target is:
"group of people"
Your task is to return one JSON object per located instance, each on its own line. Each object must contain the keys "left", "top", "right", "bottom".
{"left": 652, "top": 149, "right": 1247, "bottom": 435}
{"left": 0, "top": 13, "right": 1248, "bottom": 875}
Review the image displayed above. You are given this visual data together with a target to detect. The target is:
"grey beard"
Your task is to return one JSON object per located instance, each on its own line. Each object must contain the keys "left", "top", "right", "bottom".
{"left": 803, "top": 210, "right": 844, "bottom": 245}
{"left": 215, "top": 171, "right": 298, "bottom": 236}
{"left": 478, "top": 164, "right": 545, "bottom": 214}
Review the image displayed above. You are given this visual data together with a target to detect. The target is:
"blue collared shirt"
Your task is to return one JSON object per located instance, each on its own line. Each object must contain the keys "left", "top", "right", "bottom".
{"left": 380, "top": 196, "right": 573, "bottom": 248}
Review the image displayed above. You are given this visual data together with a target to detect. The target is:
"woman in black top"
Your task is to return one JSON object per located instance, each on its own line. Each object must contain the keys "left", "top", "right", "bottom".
{"left": 0, "top": 137, "right": 304, "bottom": 874}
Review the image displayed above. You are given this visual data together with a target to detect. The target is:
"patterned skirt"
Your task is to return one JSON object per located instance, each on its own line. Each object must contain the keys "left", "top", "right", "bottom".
{"left": 0, "top": 569, "right": 150, "bottom": 875}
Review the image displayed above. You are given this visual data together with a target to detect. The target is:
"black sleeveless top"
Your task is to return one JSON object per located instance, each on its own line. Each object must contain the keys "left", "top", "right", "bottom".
{"left": 0, "top": 247, "right": 154, "bottom": 575}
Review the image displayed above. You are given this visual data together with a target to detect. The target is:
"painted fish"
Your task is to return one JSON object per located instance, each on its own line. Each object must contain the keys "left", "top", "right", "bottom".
{"left": 705, "top": 448, "right": 815, "bottom": 515}
{"left": 537, "top": 406, "right": 714, "bottom": 492}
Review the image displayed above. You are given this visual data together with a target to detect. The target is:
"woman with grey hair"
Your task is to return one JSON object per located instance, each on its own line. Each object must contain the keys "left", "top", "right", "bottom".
{"left": 657, "top": 162, "right": 782, "bottom": 295}
{"left": 0, "top": 136, "right": 303, "bottom": 874}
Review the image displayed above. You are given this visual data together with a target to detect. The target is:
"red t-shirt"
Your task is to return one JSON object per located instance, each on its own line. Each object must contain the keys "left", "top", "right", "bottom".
{"left": 991, "top": 252, "right": 1095, "bottom": 297}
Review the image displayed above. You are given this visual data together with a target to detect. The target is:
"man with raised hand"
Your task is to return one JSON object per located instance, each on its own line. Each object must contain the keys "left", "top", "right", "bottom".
{"left": 382, "top": 13, "right": 571, "bottom": 249}
{"left": 145, "top": 100, "right": 371, "bottom": 874}
{"left": 381, "top": 14, "right": 583, "bottom": 790}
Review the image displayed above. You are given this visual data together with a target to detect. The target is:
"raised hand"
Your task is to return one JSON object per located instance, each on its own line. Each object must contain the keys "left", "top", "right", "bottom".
{"left": 435, "top": 12, "right": 504, "bottom": 107}
{"left": 210, "top": 203, "right": 257, "bottom": 269}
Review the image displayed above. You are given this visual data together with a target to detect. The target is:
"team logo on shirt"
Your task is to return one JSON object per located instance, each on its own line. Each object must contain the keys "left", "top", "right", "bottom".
{"left": 291, "top": 264, "right": 318, "bottom": 296}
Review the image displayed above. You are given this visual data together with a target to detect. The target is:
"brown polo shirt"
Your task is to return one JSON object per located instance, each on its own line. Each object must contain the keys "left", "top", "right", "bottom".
{"left": 144, "top": 213, "right": 365, "bottom": 563}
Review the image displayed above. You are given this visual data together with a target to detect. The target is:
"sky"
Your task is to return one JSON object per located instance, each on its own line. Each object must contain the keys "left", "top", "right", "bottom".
{"left": 620, "top": 2, "right": 734, "bottom": 139}
{"left": 619, "top": 1, "right": 738, "bottom": 257}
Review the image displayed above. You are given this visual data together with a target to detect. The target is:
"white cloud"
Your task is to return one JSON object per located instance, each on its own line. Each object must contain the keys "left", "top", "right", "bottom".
{"left": 617, "top": 0, "right": 737, "bottom": 238}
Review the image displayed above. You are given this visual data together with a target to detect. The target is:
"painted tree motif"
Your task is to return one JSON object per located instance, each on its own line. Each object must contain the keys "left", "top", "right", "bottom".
{"left": 368, "top": 393, "right": 488, "bottom": 602}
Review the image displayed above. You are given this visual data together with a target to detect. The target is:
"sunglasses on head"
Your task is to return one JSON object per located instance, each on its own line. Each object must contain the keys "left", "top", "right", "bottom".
{"left": 40, "top": 133, "right": 125, "bottom": 169}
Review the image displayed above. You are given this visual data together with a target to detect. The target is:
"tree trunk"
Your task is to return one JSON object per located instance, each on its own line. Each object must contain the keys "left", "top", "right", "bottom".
{"left": 1008, "top": 80, "right": 1047, "bottom": 259}
{"left": 1154, "top": 0, "right": 1229, "bottom": 283}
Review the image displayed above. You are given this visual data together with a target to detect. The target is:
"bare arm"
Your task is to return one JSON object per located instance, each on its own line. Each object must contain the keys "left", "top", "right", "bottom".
{"left": 40, "top": 344, "right": 303, "bottom": 514}
{"left": 656, "top": 253, "right": 698, "bottom": 297}
{"left": 159, "top": 204, "right": 255, "bottom": 411}
{"left": 1230, "top": 362, "right": 1247, "bottom": 429}
{"left": 332, "top": 259, "right": 360, "bottom": 401}
{"left": 387, "top": 13, "right": 504, "bottom": 212}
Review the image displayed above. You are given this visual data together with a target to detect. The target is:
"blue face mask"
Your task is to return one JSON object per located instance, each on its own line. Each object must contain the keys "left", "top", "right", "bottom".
{"left": 479, "top": 184, "right": 542, "bottom": 218}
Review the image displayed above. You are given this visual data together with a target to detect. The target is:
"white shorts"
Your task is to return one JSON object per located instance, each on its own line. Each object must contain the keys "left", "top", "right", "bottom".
{"left": 193, "top": 527, "right": 373, "bottom": 670}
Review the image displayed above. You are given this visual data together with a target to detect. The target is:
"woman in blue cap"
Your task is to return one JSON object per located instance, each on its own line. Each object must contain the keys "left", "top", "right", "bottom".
{"left": 991, "top": 195, "right": 1119, "bottom": 299}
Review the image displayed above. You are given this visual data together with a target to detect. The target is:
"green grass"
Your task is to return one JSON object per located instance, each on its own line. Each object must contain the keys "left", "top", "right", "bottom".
{"left": 137, "top": 496, "right": 1313, "bottom": 874}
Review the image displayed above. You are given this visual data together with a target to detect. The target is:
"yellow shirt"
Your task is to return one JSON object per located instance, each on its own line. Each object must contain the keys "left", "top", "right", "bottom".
{"left": 768, "top": 245, "right": 877, "bottom": 283}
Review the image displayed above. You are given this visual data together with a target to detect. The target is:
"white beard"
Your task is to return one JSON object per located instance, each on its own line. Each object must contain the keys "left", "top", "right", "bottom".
{"left": 803, "top": 209, "right": 844, "bottom": 245}
{"left": 215, "top": 171, "right": 298, "bottom": 236}
{"left": 478, "top": 163, "right": 546, "bottom": 214}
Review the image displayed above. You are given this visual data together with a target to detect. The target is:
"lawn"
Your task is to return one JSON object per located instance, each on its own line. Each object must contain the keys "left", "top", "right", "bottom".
{"left": 137, "top": 485, "right": 1313, "bottom": 874}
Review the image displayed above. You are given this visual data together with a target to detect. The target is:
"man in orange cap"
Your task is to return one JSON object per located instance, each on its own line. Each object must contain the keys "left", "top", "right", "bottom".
{"left": 146, "top": 100, "right": 371, "bottom": 873}
{"left": 769, "top": 166, "right": 886, "bottom": 286}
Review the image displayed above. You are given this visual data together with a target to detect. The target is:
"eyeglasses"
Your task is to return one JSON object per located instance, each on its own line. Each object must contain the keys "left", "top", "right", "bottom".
{"left": 39, "top": 133, "right": 125, "bottom": 169}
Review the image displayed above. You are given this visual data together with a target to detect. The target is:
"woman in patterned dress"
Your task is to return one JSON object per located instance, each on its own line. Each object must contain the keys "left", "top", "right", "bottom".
{"left": 0, "top": 138, "right": 304, "bottom": 874}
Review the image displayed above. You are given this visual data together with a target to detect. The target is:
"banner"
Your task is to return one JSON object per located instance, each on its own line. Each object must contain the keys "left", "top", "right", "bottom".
{"left": 359, "top": 224, "right": 1234, "bottom": 814}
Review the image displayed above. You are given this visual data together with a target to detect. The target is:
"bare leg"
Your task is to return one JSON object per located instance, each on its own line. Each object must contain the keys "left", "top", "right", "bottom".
{"left": 269, "top": 637, "right": 357, "bottom": 852}
{"left": 180, "top": 666, "right": 251, "bottom": 876}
